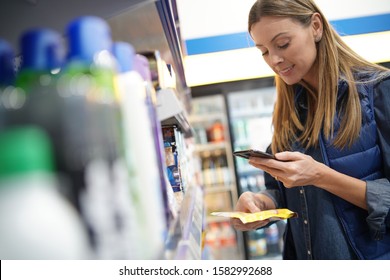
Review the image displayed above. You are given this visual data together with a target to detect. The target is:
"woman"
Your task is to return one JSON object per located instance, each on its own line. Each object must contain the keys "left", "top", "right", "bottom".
{"left": 231, "top": 0, "right": 390, "bottom": 259}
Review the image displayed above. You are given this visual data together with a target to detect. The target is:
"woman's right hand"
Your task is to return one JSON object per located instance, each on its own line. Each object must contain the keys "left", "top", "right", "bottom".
{"left": 230, "top": 192, "right": 275, "bottom": 231}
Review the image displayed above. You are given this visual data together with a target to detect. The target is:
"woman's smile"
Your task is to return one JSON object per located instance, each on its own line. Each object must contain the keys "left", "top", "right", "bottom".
{"left": 278, "top": 65, "right": 295, "bottom": 76}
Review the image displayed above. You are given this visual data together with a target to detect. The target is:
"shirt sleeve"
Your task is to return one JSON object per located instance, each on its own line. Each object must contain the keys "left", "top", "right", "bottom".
{"left": 366, "top": 75, "right": 390, "bottom": 240}
{"left": 259, "top": 144, "right": 283, "bottom": 208}
{"left": 261, "top": 170, "right": 283, "bottom": 208}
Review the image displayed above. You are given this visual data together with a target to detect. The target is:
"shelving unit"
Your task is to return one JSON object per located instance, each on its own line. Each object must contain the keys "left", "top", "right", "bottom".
{"left": 164, "top": 184, "right": 204, "bottom": 259}
{"left": 107, "top": 1, "right": 204, "bottom": 259}
{"left": 0, "top": 0, "right": 204, "bottom": 260}
{"left": 156, "top": 87, "right": 204, "bottom": 259}
{"left": 157, "top": 88, "right": 191, "bottom": 134}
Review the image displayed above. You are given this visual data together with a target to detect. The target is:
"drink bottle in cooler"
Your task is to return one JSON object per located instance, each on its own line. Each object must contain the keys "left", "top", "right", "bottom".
{"left": 265, "top": 222, "right": 280, "bottom": 256}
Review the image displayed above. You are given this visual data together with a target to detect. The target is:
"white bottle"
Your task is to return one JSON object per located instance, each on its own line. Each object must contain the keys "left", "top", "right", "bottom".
{"left": 62, "top": 16, "right": 123, "bottom": 260}
{"left": 0, "top": 127, "right": 92, "bottom": 259}
{"left": 112, "top": 42, "right": 166, "bottom": 259}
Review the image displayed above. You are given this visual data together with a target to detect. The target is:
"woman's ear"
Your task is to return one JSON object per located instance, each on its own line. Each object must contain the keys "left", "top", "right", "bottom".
{"left": 311, "top": 13, "right": 323, "bottom": 41}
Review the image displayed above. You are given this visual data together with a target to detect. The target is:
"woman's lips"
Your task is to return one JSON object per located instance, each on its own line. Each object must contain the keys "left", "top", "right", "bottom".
{"left": 278, "top": 65, "right": 294, "bottom": 76}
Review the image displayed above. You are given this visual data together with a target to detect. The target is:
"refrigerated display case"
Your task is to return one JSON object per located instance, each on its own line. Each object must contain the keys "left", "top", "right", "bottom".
{"left": 226, "top": 86, "right": 286, "bottom": 260}
{"left": 228, "top": 87, "right": 275, "bottom": 193}
{"left": 189, "top": 95, "right": 245, "bottom": 260}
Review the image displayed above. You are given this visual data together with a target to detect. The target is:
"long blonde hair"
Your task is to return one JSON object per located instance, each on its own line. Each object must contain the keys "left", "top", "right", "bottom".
{"left": 248, "top": 0, "right": 389, "bottom": 153}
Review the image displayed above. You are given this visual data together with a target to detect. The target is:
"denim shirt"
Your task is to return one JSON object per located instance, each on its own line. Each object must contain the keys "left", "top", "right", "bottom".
{"left": 261, "top": 76, "right": 390, "bottom": 260}
{"left": 283, "top": 146, "right": 358, "bottom": 259}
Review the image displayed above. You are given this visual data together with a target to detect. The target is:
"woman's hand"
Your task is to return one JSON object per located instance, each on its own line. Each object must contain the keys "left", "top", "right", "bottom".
{"left": 248, "top": 151, "right": 324, "bottom": 188}
{"left": 248, "top": 151, "right": 368, "bottom": 209}
{"left": 230, "top": 192, "right": 275, "bottom": 231}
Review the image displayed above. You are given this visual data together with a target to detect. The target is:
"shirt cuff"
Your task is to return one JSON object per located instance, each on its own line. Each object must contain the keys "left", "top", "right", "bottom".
{"left": 366, "top": 178, "right": 390, "bottom": 240}
{"left": 259, "top": 189, "right": 282, "bottom": 209}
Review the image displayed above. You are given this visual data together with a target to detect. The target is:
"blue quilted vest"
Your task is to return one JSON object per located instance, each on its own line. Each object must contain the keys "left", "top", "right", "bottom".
{"left": 317, "top": 78, "right": 390, "bottom": 259}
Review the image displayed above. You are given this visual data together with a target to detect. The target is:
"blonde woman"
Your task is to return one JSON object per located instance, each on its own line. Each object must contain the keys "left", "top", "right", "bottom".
{"left": 231, "top": 0, "right": 390, "bottom": 259}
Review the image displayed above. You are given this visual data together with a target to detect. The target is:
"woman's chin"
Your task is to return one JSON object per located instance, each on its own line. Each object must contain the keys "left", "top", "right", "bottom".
{"left": 278, "top": 75, "right": 300, "bottom": 85}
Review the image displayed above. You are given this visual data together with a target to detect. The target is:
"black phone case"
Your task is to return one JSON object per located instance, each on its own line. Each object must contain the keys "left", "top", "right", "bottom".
{"left": 233, "top": 149, "right": 275, "bottom": 160}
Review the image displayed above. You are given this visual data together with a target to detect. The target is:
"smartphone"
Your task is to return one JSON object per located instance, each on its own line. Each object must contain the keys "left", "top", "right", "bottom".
{"left": 233, "top": 149, "right": 276, "bottom": 160}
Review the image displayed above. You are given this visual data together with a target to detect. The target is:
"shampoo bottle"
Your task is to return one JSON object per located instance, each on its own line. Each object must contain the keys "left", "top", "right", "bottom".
{"left": 112, "top": 42, "right": 166, "bottom": 259}
{"left": 0, "top": 126, "right": 91, "bottom": 259}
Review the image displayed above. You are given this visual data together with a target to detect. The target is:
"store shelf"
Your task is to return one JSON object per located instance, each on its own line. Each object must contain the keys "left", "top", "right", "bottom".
{"left": 0, "top": 1, "right": 152, "bottom": 49}
{"left": 0, "top": 0, "right": 205, "bottom": 260}
{"left": 0, "top": 0, "right": 189, "bottom": 95}
{"left": 194, "top": 142, "right": 227, "bottom": 153}
{"left": 204, "top": 184, "right": 236, "bottom": 194}
{"left": 108, "top": 0, "right": 189, "bottom": 94}
{"left": 188, "top": 113, "right": 226, "bottom": 124}
{"left": 157, "top": 88, "right": 191, "bottom": 134}
{"left": 206, "top": 215, "right": 230, "bottom": 224}
{"left": 164, "top": 185, "right": 203, "bottom": 260}
{"left": 230, "top": 110, "right": 273, "bottom": 119}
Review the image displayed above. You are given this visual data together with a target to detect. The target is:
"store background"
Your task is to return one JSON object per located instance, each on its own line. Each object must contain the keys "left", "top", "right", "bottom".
{"left": 177, "top": 0, "right": 390, "bottom": 86}
{"left": 0, "top": 0, "right": 389, "bottom": 260}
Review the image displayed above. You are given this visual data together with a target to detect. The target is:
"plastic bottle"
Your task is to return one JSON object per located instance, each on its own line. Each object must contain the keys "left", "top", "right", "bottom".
{"left": 112, "top": 41, "right": 166, "bottom": 259}
{"left": 172, "top": 126, "right": 188, "bottom": 193}
{"left": 15, "top": 28, "right": 63, "bottom": 92}
{"left": 134, "top": 53, "right": 173, "bottom": 228}
{"left": 208, "top": 121, "right": 225, "bottom": 142}
{"left": 219, "top": 221, "right": 237, "bottom": 259}
{"left": 0, "top": 38, "right": 16, "bottom": 130}
{"left": 165, "top": 140, "right": 182, "bottom": 192}
{"left": 0, "top": 126, "right": 91, "bottom": 259}
{"left": 214, "top": 154, "right": 225, "bottom": 185}
{"left": 4, "top": 28, "right": 77, "bottom": 203}
{"left": 265, "top": 222, "right": 280, "bottom": 256}
{"left": 202, "top": 154, "right": 216, "bottom": 187}
{"left": 221, "top": 155, "right": 232, "bottom": 185}
{"left": 1, "top": 27, "right": 114, "bottom": 258}
{"left": 0, "top": 39, "right": 15, "bottom": 88}
{"left": 205, "top": 222, "right": 222, "bottom": 259}
{"left": 59, "top": 16, "right": 127, "bottom": 259}
{"left": 3, "top": 28, "right": 83, "bottom": 207}
{"left": 248, "top": 228, "right": 267, "bottom": 259}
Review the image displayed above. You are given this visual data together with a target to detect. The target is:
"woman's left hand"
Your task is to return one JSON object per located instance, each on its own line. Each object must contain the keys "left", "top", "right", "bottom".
{"left": 248, "top": 151, "right": 324, "bottom": 188}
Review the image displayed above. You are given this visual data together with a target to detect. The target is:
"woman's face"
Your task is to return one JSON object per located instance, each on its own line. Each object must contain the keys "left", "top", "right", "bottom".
{"left": 250, "top": 15, "right": 321, "bottom": 89}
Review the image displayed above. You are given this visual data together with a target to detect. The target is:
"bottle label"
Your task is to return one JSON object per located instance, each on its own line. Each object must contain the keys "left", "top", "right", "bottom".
{"left": 80, "top": 159, "right": 116, "bottom": 259}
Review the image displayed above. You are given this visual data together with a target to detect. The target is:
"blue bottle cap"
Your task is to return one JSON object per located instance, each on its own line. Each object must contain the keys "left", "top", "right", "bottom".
{"left": 20, "top": 28, "right": 63, "bottom": 71}
{"left": 112, "top": 42, "right": 135, "bottom": 73}
{"left": 0, "top": 39, "right": 15, "bottom": 86}
{"left": 67, "top": 16, "right": 112, "bottom": 63}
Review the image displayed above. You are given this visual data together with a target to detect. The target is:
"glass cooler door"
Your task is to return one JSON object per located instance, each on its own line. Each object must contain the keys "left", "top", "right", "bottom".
{"left": 226, "top": 87, "right": 286, "bottom": 260}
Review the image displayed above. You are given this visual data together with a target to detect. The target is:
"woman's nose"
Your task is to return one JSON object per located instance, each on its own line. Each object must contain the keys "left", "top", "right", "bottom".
{"left": 269, "top": 52, "right": 284, "bottom": 66}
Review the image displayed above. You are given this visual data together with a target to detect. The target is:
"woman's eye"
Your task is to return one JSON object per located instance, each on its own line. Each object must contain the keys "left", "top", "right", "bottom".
{"left": 261, "top": 50, "right": 269, "bottom": 56}
{"left": 278, "top": 43, "right": 289, "bottom": 50}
